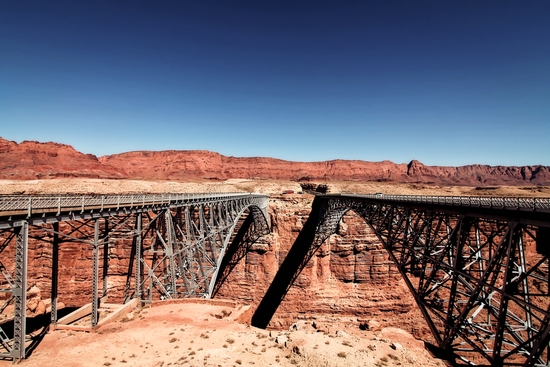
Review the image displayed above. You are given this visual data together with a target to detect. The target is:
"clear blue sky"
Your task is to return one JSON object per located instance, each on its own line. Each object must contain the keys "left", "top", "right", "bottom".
{"left": 1, "top": 1, "right": 549, "bottom": 166}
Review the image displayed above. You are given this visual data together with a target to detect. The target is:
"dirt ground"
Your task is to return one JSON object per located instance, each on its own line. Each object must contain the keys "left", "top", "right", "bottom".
{"left": 14, "top": 300, "right": 446, "bottom": 367}
{"left": 0, "top": 178, "right": 549, "bottom": 197}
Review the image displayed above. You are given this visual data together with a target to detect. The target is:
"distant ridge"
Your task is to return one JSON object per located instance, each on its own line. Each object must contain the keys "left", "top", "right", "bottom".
{"left": 1, "top": 137, "right": 549, "bottom": 185}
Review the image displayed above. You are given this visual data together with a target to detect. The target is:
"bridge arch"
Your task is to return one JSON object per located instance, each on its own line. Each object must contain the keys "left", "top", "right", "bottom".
{"left": 206, "top": 203, "right": 270, "bottom": 296}
{"left": 252, "top": 194, "right": 550, "bottom": 367}
{"left": 138, "top": 196, "right": 270, "bottom": 301}
{"left": 0, "top": 193, "right": 270, "bottom": 361}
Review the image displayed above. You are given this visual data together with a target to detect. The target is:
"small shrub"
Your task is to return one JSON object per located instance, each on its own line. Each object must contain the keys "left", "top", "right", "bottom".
{"left": 261, "top": 347, "right": 266, "bottom": 352}
{"left": 189, "top": 351, "right": 196, "bottom": 356}
{"left": 337, "top": 352, "right": 347, "bottom": 358}
{"left": 169, "top": 338, "right": 177, "bottom": 343}
{"left": 235, "top": 359, "right": 242, "bottom": 365}
{"left": 381, "top": 356, "right": 389, "bottom": 362}
{"left": 223, "top": 344, "right": 228, "bottom": 348}
{"left": 226, "top": 338, "right": 235, "bottom": 344}
{"left": 103, "top": 363, "right": 111, "bottom": 366}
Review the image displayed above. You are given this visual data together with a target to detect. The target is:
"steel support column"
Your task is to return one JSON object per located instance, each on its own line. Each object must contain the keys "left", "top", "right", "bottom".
{"left": 135, "top": 213, "right": 142, "bottom": 301}
{"left": 102, "top": 220, "right": 109, "bottom": 297}
{"left": 12, "top": 221, "right": 28, "bottom": 360}
{"left": 91, "top": 219, "right": 100, "bottom": 327}
{"left": 50, "top": 222, "right": 59, "bottom": 329}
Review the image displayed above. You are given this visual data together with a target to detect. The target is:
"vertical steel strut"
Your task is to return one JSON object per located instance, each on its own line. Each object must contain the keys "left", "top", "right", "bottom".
{"left": 51, "top": 222, "right": 59, "bottom": 329}
{"left": 12, "top": 221, "right": 28, "bottom": 360}
{"left": 91, "top": 218, "right": 99, "bottom": 327}
{"left": 135, "top": 213, "right": 142, "bottom": 301}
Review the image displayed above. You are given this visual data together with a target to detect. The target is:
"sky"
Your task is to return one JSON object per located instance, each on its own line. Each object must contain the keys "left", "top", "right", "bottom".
{"left": 1, "top": 1, "right": 549, "bottom": 166}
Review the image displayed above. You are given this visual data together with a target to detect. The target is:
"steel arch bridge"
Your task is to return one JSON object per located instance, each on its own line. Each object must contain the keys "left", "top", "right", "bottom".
{"left": 0, "top": 193, "right": 269, "bottom": 361}
{"left": 254, "top": 194, "right": 550, "bottom": 367}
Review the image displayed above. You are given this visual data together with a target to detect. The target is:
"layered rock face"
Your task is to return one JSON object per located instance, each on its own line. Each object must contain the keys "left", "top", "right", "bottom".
{"left": 101, "top": 150, "right": 550, "bottom": 185}
{"left": 406, "top": 160, "right": 550, "bottom": 186}
{"left": 0, "top": 138, "right": 125, "bottom": 179}
{"left": 215, "top": 195, "right": 429, "bottom": 338}
{"left": 2, "top": 137, "right": 550, "bottom": 185}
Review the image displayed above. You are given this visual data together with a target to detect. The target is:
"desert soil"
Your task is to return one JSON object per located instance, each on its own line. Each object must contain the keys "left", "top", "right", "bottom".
{"left": 0, "top": 178, "right": 549, "bottom": 197}
{"left": 15, "top": 300, "right": 445, "bottom": 367}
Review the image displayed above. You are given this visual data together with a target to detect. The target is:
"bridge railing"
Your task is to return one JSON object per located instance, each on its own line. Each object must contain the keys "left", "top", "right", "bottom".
{"left": 0, "top": 193, "right": 260, "bottom": 216}
{"left": 340, "top": 194, "right": 550, "bottom": 212}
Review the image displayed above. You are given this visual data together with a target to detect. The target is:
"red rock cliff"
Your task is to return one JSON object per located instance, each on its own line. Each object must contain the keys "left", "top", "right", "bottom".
{"left": 2, "top": 137, "right": 549, "bottom": 185}
{"left": 99, "top": 150, "right": 550, "bottom": 185}
{"left": 0, "top": 138, "right": 126, "bottom": 179}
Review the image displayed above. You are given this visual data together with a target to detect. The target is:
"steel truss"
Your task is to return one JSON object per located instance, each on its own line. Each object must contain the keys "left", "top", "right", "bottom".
{"left": 0, "top": 193, "right": 269, "bottom": 361}
{"left": 314, "top": 195, "right": 550, "bottom": 366}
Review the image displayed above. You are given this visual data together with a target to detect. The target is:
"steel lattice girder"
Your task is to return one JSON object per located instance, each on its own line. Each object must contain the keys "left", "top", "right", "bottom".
{"left": 0, "top": 193, "right": 269, "bottom": 361}
{"left": 314, "top": 196, "right": 550, "bottom": 367}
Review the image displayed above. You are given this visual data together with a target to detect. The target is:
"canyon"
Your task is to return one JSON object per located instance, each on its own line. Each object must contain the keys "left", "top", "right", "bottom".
{"left": 1, "top": 192, "right": 428, "bottom": 340}
{"left": 1, "top": 137, "right": 550, "bottom": 365}
{"left": 2, "top": 137, "right": 550, "bottom": 185}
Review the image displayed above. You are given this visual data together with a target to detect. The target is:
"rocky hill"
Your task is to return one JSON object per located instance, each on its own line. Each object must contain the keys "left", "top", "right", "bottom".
{"left": 0, "top": 138, "right": 125, "bottom": 179}
{"left": 1, "top": 137, "right": 549, "bottom": 185}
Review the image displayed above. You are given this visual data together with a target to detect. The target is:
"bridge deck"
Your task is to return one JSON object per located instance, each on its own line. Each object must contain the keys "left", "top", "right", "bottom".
{"left": 0, "top": 193, "right": 268, "bottom": 229}
{"left": 326, "top": 194, "right": 550, "bottom": 226}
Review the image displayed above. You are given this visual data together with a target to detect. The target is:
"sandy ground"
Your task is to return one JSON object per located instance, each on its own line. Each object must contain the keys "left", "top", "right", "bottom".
{"left": 14, "top": 300, "right": 445, "bottom": 367}
{"left": 0, "top": 178, "right": 549, "bottom": 197}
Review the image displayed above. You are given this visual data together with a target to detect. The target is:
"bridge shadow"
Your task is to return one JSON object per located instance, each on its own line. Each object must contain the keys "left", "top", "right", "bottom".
{"left": 251, "top": 199, "right": 324, "bottom": 329}
{"left": 0, "top": 307, "right": 76, "bottom": 359}
{"left": 211, "top": 214, "right": 256, "bottom": 297}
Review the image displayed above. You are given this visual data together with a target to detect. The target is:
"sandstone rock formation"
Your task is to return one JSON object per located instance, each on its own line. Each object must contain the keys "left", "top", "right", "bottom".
{"left": 214, "top": 195, "right": 430, "bottom": 339}
{"left": 1, "top": 136, "right": 550, "bottom": 185}
{"left": 0, "top": 138, "right": 125, "bottom": 179}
